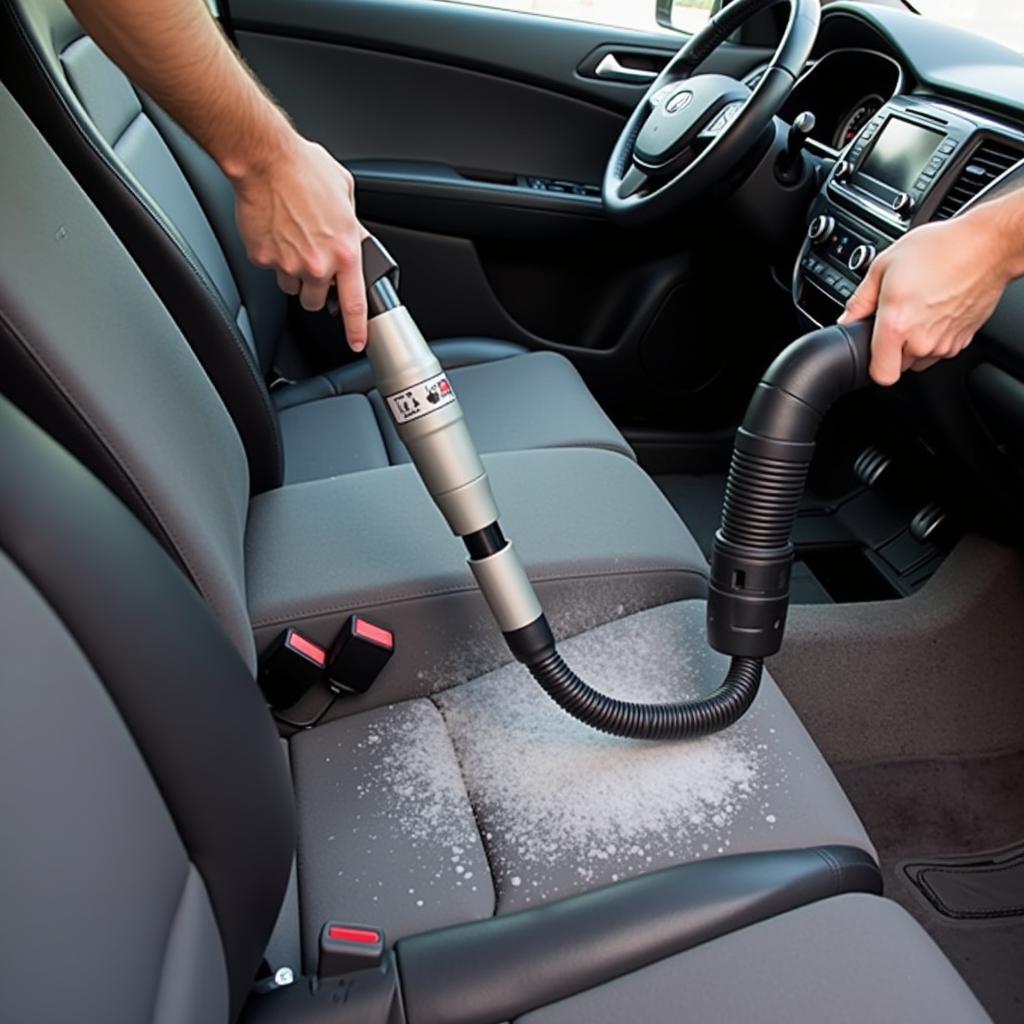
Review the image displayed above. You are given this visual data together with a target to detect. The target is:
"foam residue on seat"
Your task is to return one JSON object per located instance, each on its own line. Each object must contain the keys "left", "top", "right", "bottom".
{"left": 291, "top": 700, "right": 495, "bottom": 965}
{"left": 435, "top": 602, "right": 796, "bottom": 911}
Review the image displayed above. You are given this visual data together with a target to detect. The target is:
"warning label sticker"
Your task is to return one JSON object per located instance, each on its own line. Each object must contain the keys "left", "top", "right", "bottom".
{"left": 385, "top": 372, "right": 456, "bottom": 424}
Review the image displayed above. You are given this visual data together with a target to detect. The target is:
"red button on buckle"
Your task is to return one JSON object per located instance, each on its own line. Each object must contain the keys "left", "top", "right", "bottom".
{"left": 285, "top": 630, "right": 327, "bottom": 667}
{"left": 327, "top": 925, "right": 381, "bottom": 945}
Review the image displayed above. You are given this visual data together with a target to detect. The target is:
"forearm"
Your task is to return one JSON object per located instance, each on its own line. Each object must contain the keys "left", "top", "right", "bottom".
{"left": 65, "top": 0, "right": 292, "bottom": 180}
{"left": 963, "top": 183, "right": 1024, "bottom": 283}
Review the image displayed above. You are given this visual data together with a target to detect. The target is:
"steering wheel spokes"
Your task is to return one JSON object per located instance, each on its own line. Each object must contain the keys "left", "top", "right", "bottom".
{"left": 602, "top": 0, "right": 820, "bottom": 225}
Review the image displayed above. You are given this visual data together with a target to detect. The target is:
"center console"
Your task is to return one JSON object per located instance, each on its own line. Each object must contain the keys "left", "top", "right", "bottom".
{"left": 793, "top": 95, "right": 1024, "bottom": 326}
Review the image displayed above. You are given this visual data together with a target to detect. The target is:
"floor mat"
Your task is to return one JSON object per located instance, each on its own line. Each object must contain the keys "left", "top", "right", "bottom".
{"left": 837, "top": 750, "right": 1024, "bottom": 1023}
{"left": 905, "top": 843, "right": 1024, "bottom": 920}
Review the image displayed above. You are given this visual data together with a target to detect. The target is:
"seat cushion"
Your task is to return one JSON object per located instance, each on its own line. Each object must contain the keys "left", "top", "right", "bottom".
{"left": 274, "top": 343, "right": 634, "bottom": 484}
{"left": 519, "top": 894, "right": 991, "bottom": 1024}
{"left": 370, "top": 351, "right": 634, "bottom": 465}
{"left": 278, "top": 394, "right": 389, "bottom": 484}
{"left": 275, "top": 337, "right": 531, "bottom": 403}
{"left": 288, "top": 601, "right": 873, "bottom": 969}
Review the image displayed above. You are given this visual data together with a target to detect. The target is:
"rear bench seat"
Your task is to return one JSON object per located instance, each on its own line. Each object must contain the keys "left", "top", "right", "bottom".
{"left": 0, "top": 393, "right": 990, "bottom": 1023}
{"left": 1, "top": 0, "right": 633, "bottom": 491}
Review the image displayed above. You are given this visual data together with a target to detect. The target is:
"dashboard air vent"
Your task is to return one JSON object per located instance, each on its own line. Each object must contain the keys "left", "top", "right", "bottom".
{"left": 932, "top": 139, "right": 1024, "bottom": 221}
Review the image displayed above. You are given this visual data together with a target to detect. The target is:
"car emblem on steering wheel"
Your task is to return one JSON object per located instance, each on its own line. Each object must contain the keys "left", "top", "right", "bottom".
{"left": 665, "top": 90, "right": 694, "bottom": 114}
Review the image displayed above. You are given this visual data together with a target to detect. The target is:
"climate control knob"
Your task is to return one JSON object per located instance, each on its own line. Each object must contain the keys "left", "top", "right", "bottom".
{"left": 807, "top": 214, "right": 835, "bottom": 244}
{"left": 848, "top": 244, "right": 877, "bottom": 274}
{"left": 892, "top": 192, "right": 914, "bottom": 217}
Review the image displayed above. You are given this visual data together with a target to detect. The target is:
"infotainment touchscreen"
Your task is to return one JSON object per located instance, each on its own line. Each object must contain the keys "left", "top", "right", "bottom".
{"left": 860, "top": 118, "right": 944, "bottom": 192}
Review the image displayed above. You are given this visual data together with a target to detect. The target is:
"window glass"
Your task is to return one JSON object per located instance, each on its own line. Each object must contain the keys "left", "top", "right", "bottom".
{"left": 442, "top": 0, "right": 713, "bottom": 35}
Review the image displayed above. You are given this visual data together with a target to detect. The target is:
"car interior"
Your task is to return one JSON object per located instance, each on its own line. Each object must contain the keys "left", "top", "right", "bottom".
{"left": 2, "top": 0, "right": 1023, "bottom": 1021}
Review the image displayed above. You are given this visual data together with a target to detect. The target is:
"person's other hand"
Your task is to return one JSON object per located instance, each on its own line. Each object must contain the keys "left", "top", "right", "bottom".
{"left": 233, "top": 135, "right": 369, "bottom": 351}
{"left": 838, "top": 207, "right": 1014, "bottom": 386}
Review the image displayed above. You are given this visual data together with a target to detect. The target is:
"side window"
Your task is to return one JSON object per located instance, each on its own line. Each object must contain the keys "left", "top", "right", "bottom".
{"left": 442, "top": 0, "right": 713, "bottom": 35}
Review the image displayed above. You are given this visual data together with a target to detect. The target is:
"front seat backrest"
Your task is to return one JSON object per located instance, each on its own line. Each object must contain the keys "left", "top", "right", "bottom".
{"left": 1, "top": 0, "right": 286, "bottom": 493}
{"left": 0, "top": 394, "right": 295, "bottom": 1024}
{"left": 0, "top": 83, "right": 257, "bottom": 670}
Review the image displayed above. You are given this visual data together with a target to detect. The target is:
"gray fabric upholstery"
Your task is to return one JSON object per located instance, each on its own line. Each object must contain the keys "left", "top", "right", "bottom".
{"left": 0, "top": 87, "right": 256, "bottom": 670}
{"left": 246, "top": 448, "right": 707, "bottom": 712}
{"left": 0, "top": 551, "right": 229, "bottom": 1024}
{"left": 277, "top": 348, "right": 634, "bottom": 483}
{"left": 435, "top": 601, "right": 874, "bottom": 912}
{"left": 279, "top": 394, "right": 390, "bottom": 484}
{"left": 370, "top": 352, "right": 635, "bottom": 464}
{"left": 519, "top": 894, "right": 991, "bottom": 1024}
{"left": 291, "top": 702, "right": 496, "bottom": 971}
{"left": 289, "top": 600, "right": 875, "bottom": 974}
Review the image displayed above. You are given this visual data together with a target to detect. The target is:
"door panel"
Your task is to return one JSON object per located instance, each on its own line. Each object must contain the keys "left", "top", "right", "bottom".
{"left": 236, "top": 34, "right": 624, "bottom": 183}
{"left": 231, "top": 0, "right": 781, "bottom": 429}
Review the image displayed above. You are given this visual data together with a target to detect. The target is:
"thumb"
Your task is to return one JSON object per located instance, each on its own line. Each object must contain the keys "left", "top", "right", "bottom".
{"left": 838, "top": 261, "right": 883, "bottom": 324}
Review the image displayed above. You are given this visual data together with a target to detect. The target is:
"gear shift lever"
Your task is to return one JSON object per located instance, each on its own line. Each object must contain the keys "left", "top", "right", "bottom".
{"left": 777, "top": 111, "right": 816, "bottom": 185}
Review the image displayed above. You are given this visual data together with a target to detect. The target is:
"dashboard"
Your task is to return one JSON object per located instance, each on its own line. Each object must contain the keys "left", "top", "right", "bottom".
{"left": 773, "top": 1, "right": 1024, "bottom": 521}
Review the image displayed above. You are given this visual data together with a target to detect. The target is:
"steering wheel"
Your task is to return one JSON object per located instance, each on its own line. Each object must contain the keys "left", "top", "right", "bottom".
{"left": 603, "top": 0, "right": 820, "bottom": 226}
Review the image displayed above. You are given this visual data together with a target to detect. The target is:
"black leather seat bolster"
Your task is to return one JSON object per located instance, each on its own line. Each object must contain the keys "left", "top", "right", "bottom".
{"left": 272, "top": 338, "right": 528, "bottom": 411}
{"left": 396, "top": 845, "right": 882, "bottom": 1024}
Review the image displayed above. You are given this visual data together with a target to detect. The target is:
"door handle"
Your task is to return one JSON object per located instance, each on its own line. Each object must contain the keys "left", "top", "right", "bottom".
{"left": 594, "top": 53, "right": 659, "bottom": 83}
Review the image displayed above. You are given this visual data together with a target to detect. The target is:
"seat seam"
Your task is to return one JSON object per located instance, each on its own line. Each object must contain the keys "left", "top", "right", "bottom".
{"left": 813, "top": 846, "right": 843, "bottom": 894}
{"left": 249, "top": 566, "right": 707, "bottom": 629}
{"left": 425, "top": 694, "right": 500, "bottom": 918}
{"left": 108, "top": 104, "right": 145, "bottom": 153}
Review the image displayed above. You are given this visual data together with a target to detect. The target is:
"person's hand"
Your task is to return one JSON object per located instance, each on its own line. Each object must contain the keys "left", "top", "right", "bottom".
{"left": 838, "top": 205, "right": 1015, "bottom": 386}
{"left": 232, "top": 133, "right": 369, "bottom": 351}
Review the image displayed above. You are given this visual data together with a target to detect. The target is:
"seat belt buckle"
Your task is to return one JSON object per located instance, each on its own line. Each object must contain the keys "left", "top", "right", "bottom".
{"left": 326, "top": 616, "right": 394, "bottom": 694}
{"left": 258, "top": 628, "right": 327, "bottom": 708}
{"left": 318, "top": 922, "right": 385, "bottom": 980}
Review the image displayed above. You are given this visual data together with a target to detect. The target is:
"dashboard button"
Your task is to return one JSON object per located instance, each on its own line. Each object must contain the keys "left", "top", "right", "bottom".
{"left": 914, "top": 176, "right": 929, "bottom": 191}
{"left": 938, "top": 141, "right": 957, "bottom": 155}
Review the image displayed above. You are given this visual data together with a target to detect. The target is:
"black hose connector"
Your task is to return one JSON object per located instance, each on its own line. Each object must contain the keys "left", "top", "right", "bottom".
{"left": 501, "top": 321, "right": 872, "bottom": 741}
{"left": 708, "top": 320, "right": 873, "bottom": 658}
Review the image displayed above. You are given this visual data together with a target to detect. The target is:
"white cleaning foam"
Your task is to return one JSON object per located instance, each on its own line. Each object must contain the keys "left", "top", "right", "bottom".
{"left": 435, "top": 602, "right": 787, "bottom": 907}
